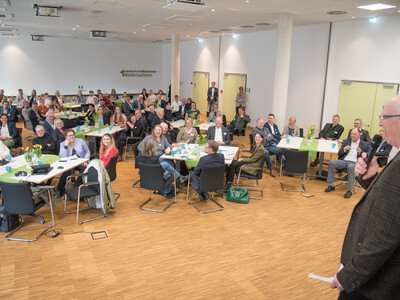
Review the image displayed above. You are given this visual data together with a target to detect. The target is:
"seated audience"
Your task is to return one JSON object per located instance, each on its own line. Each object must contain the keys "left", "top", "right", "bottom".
{"left": 208, "top": 104, "right": 223, "bottom": 123}
{"left": 171, "top": 95, "right": 181, "bottom": 112}
{"left": 113, "top": 106, "right": 127, "bottom": 127}
{"left": 147, "top": 89, "right": 156, "bottom": 103}
{"left": 151, "top": 108, "right": 165, "bottom": 129}
{"left": 137, "top": 138, "right": 186, "bottom": 199}
{"left": 85, "top": 104, "right": 96, "bottom": 125}
{"left": 185, "top": 102, "right": 200, "bottom": 121}
{"left": 38, "top": 96, "right": 48, "bottom": 116}
{"left": 133, "top": 95, "right": 145, "bottom": 110}
{"left": 189, "top": 140, "right": 225, "bottom": 202}
{"left": 375, "top": 129, "right": 392, "bottom": 167}
{"left": 324, "top": 128, "right": 370, "bottom": 198}
{"left": 28, "top": 102, "right": 45, "bottom": 132}
{"left": 225, "top": 132, "right": 266, "bottom": 190}
{"left": 42, "top": 111, "right": 56, "bottom": 136}
{"left": 76, "top": 91, "right": 85, "bottom": 104}
{"left": 282, "top": 116, "right": 301, "bottom": 138}
{"left": 99, "top": 98, "right": 111, "bottom": 116}
{"left": 176, "top": 118, "right": 198, "bottom": 143}
{"left": 55, "top": 129, "right": 90, "bottom": 198}
{"left": 32, "top": 125, "right": 58, "bottom": 155}
{"left": 344, "top": 118, "right": 371, "bottom": 144}
{"left": 0, "top": 113, "right": 18, "bottom": 148}
{"left": 135, "top": 109, "right": 148, "bottom": 128}
{"left": 86, "top": 90, "right": 96, "bottom": 104}
{"left": 252, "top": 118, "right": 277, "bottom": 177}
{"left": 116, "top": 115, "right": 143, "bottom": 156}
{"left": 122, "top": 96, "right": 135, "bottom": 116}
{"left": 50, "top": 97, "right": 62, "bottom": 113}
{"left": 29, "top": 89, "right": 39, "bottom": 104}
{"left": 99, "top": 133, "right": 118, "bottom": 168}
{"left": 207, "top": 116, "right": 230, "bottom": 145}
{"left": 110, "top": 88, "right": 119, "bottom": 101}
{"left": 174, "top": 98, "right": 187, "bottom": 121}
{"left": 21, "top": 101, "right": 32, "bottom": 130}
{"left": 98, "top": 106, "right": 110, "bottom": 125}
{"left": 229, "top": 106, "right": 250, "bottom": 136}
{"left": 147, "top": 104, "right": 156, "bottom": 126}
{"left": 311, "top": 114, "right": 344, "bottom": 166}
{"left": 0, "top": 101, "right": 16, "bottom": 122}
{"left": 163, "top": 102, "right": 173, "bottom": 124}
{"left": 52, "top": 118, "right": 66, "bottom": 144}
{"left": 155, "top": 90, "right": 166, "bottom": 108}
{"left": 263, "top": 113, "right": 285, "bottom": 163}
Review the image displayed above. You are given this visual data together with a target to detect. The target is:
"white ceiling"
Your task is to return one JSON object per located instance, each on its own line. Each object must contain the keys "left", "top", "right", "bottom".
{"left": 0, "top": 0, "right": 399, "bottom": 42}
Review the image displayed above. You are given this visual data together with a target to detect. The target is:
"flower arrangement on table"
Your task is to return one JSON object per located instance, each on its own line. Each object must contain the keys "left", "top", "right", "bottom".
{"left": 66, "top": 96, "right": 71, "bottom": 103}
{"left": 196, "top": 133, "right": 208, "bottom": 146}
{"left": 93, "top": 111, "right": 99, "bottom": 124}
{"left": 306, "top": 123, "right": 317, "bottom": 140}
{"left": 33, "top": 144, "right": 42, "bottom": 158}
{"left": 24, "top": 147, "right": 35, "bottom": 164}
{"left": 72, "top": 96, "right": 76, "bottom": 103}
{"left": 84, "top": 117, "right": 90, "bottom": 127}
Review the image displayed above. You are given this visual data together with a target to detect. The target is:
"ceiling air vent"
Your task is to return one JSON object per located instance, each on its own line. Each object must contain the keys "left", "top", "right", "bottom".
{"left": 327, "top": 10, "right": 348, "bottom": 16}
{"left": 90, "top": 30, "right": 107, "bottom": 38}
{"left": 33, "top": 4, "right": 63, "bottom": 17}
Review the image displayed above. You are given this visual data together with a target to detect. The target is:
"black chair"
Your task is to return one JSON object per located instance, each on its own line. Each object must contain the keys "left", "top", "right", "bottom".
{"left": 299, "top": 128, "right": 304, "bottom": 138}
{"left": 279, "top": 149, "right": 309, "bottom": 192}
{"left": 106, "top": 154, "right": 120, "bottom": 201}
{"left": 11, "top": 127, "right": 23, "bottom": 150}
{"left": 123, "top": 126, "right": 145, "bottom": 161}
{"left": 235, "top": 156, "right": 266, "bottom": 200}
{"left": 132, "top": 142, "right": 141, "bottom": 188}
{"left": 85, "top": 140, "right": 96, "bottom": 159}
{"left": 0, "top": 182, "right": 55, "bottom": 242}
{"left": 64, "top": 166, "right": 103, "bottom": 224}
{"left": 186, "top": 165, "right": 225, "bottom": 213}
{"left": 137, "top": 162, "right": 176, "bottom": 213}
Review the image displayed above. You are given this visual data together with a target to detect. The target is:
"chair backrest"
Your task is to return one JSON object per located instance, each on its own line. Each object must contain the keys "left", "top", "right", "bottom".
{"left": 14, "top": 127, "right": 23, "bottom": 147}
{"left": 85, "top": 140, "right": 96, "bottom": 158}
{"left": 87, "top": 166, "right": 101, "bottom": 193}
{"left": 132, "top": 141, "right": 140, "bottom": 158}
{"left": 198, "top": 165, "right": 225, "bottom": 192}
{"left": 137, "top": 162, "right": 166, "bottom": 190}
{"left": 299, "top": 128, "right": 304, "bottom": 138}
{"left": 255, "top": 156, "right": 267, "bottom": 179}
{"left": 106, "top": 154, "right": 119, "bottom": 182}
{"left": 248, "top": 134, "right": 254, "bottom": 151}
{"left": 222, "top": 114, "right": 227, "bottom": 127}
{"left": 283, "top": 149, "right": 308, "bottom": 174}
{"left": 0, "top": 181, "right": 35, "bottom": 215}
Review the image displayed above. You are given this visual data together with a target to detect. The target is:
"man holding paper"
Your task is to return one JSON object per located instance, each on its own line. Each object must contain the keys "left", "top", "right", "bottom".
{"left": 330, "top": 95, "right": 400, "bottom": 299}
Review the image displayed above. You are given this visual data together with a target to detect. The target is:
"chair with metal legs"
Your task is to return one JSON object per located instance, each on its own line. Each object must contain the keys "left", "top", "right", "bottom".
{"left": 235, "top": 156, "right": 266, "bottom": 199}
{"left": 64, "top": 166, "right": 103, "bottom": 224}
{"left": 106, "top": 154, "right": 120, "bottom": 201}
{"left": 279, "top": 149, "right": 309, "bottom": 192}
{"left": 0, "top": 182, "right": 55, "bottom": 242}
{"left": 186, "top": 165, "right": 225, "bottom": 213}
{"left": 137, "top": 162, "right": 176, "bottom": 213}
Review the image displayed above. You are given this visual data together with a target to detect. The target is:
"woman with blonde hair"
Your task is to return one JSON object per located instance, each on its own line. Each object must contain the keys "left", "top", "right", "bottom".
{"left": 113, "top": 106, "right": 127, "bottom": 127}
{"left": 176, "top": 118, "right": 198, "bottom": 143}
{"left": 99, "top": 133, "right": 118, "bottom": 168}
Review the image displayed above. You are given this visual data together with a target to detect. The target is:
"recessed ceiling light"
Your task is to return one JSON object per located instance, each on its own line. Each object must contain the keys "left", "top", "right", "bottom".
{"left": 186, "top": 34, "right": 189, "bottom": 37}
{"left": 76, "top": 24, "right": 79, "bottom": 28}
{"left": 357, "top": 3, "right": 396, "bottom": 11}
{"left": 72, "top": 28, "right": 75, "bottom": 30}
{"left": 133, "top": 31, "right": 136, "bottom": 34}
{"left": 245, "top": 0, "right": 249, "bottom": 2}
{"left": 352, "top": 16, "right": 355, "bottom": 18}
{"left": 211, "top": 8, "right": 215, "bottom": 12}
{"left": 142, "top": 29, "right": 145, "bottom": 31}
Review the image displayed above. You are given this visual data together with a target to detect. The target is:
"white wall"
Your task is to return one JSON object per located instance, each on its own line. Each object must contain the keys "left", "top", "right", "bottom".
{"left": 323, "top": 15, "right": 400, "bottom": 125}
{"left": 0, "top": 37, "right": 164, "bottom": 96}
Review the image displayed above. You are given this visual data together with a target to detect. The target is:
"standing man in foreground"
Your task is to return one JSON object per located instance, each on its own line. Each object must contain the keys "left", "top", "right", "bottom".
{"left": 207, "top": 81, "right": 218, "bottom": 114}
{"left": 330, "top": 95, "right": 400, "bottom": 299}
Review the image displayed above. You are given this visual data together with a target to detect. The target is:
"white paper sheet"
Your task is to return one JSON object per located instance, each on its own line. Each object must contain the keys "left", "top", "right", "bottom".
{"left": 308, "top": 264, "right": 344, "bottom": 283}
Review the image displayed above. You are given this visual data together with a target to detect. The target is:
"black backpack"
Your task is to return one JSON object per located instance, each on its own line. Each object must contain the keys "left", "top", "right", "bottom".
{"left": 0, "top": 205, "right": 20, "bottom": 233}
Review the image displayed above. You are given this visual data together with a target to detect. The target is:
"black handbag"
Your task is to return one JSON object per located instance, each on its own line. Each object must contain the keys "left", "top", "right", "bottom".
{"left": 31, "top": 164, "right": 52, "bottom": 175}
{"left": 0, "top": 205, "right": 20, "bottom": 233}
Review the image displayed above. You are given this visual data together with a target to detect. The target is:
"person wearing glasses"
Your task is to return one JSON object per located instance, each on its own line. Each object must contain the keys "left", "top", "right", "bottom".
{"left": 343, "top": 118, "right": 371, "bottom": 144}
{"left": 330, "top": 95, "right": 400, "bottom": 300}
{"left": 55, "top": 129, "right": 90, "bottom": 198}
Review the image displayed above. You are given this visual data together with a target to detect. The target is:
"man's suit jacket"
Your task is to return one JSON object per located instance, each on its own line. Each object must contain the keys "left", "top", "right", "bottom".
{"left": 263, "top": 123, "right": 281, "bottom": 140}
{"left": 346, "top": 128, "right": 371, "bottom": 144}
{"left": 206, "top": 126, "right": 231, "bottom": 145}
{"left": 122, "top": 101, "right": 135, "bottom": 115}
{"left": 32, "top": 134, "right": 58, "bottom": 155}
{"left": 194, "top": 152, "right": 225, "bottom": 177}
{"left": 42, "top": 120, "right": 55, "bottom": 136}
{"left": 28, "top": 109, "right": 44, "bottom": 131}
{"left": 375, "top": 140, "right": 393, "bottom": 167}
{"left": 178, "top": 105, "right": 186, "bottom": 116}
{"left": 318, "top": 123, "right": 344, "bottom": 140}
{"left": 136, "top": 116, "right": 148, "bottom": 129}
{"left": 0, "top": 107, "right": 16, "bottom": 122}
{"left": 337, "top": 152, "right": 400, "bottom": 299}
{"left": 3, "top": 121, "right": 18, "bottom": 138}
{"left": 207, "top": 87, "right": 218, "bottom": 102}
{"left": 133, "top": 100, "right": 145, "bottom": 110}
{"left": 338, "top": 138, "right": 370, "bottom": 160}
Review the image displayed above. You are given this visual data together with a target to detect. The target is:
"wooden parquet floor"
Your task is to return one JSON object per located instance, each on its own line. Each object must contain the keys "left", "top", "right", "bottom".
{"left": 0, "top": 125, "right": 361, "bottom": 299}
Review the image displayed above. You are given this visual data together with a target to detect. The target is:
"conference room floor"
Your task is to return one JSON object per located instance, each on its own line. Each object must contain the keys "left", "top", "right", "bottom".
{"left": 0, "top": 123, "right": 360, "bottom": 299}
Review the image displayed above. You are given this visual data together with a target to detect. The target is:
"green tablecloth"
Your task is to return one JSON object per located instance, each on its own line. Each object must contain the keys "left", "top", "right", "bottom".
{"left": 75, "top": 125, "right": 109, "bottom": 139}
{"left": 64, "top": 103, "right": 81, "bottom": 110}
{"left": 0, "top": 155, "right": 60, "bottom": 183}
{"left": 298, "top": 139, "right": 318, "bottom": 159}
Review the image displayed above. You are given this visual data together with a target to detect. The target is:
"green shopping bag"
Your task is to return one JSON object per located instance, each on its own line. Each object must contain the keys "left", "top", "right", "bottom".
{"left": 226, "top": 187, "right": 250, "bottom": 204}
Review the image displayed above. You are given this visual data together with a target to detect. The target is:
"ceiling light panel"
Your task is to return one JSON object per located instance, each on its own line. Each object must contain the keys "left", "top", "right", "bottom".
{"left": 357, "top": 3, "right": 396, "bottom": 11}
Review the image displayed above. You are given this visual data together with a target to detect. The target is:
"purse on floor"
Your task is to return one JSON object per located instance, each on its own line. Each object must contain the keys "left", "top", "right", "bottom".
{"left": 226, "top": 187, "right": 250, "bottom": 204}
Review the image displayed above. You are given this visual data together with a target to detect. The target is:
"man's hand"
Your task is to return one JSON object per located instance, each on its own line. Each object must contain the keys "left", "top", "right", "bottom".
{"left": 218, "top": 141, "right": 224, "bottom": 145}
{"left": 320, "top": 137, "right": 325, "bottom": 140}
{"left": 64, "top": 139, "right": 69, "bottom": 147}
{"left": 357, "top": 147, "right": 362, "bottom": 154}
{"left": 355, "top": 152, "right": 379, "bottom": 179}
{"left": 330, "top": 276, "right": 344, "bottom": 291}
{"left": 344, "top": 145, "right": 351, "bottom": 151}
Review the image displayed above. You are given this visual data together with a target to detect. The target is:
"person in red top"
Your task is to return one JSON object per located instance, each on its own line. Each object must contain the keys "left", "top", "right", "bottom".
{"left": 99, "top": 133, "right": 118, "bottom": 168}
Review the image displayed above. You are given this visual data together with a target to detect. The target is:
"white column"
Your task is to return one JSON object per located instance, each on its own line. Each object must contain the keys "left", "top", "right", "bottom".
{"left": 171, "top": 33, "right": 180, "bottom": 100}
{"left": 271, "top": 13, "right": 293, "bottom": 129}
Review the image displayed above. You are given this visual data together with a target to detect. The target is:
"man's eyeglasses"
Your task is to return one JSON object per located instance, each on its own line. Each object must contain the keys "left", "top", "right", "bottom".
{"left": 379, "top": 115, "right": 400, "bottom": 121}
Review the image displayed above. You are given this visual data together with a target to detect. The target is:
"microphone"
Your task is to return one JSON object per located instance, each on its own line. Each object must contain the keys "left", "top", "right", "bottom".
{"left": 356, "top": 134, "right": 382, "bottom": 181}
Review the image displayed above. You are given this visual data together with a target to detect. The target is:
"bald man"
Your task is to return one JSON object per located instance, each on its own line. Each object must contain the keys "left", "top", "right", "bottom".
{"left": 331, "top": 95, "right": 400, "bottom": 299}
{"left": 325, "top": 128, "right": 370, "bottom": 198}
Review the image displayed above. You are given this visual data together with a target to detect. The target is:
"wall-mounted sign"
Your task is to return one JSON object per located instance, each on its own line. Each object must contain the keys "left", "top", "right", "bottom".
{"left": 120, "top": 69, "right": 157, "bottom": 77}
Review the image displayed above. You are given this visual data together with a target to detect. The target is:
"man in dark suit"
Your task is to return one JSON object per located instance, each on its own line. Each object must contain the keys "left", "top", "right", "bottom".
{"left": 0, "top": 101, "right": 16, "bottom": 122}
{"left": 375, "top": 129, "right": 392, "bottom": 167}
{"left": 190, "top": 140, "right": 225, "bottom": 202}
{"left": 42, "top": 111, "right": 55, "bottom": 136}
{"left": 151, "top": 108, "right": 165, "bottom": 129}
{"left": 207, "top": 81, "right": 218, "bottom": 113}
{"left": 32, "top": 125, "right": 58, "bottom": 155}
{"left": 325, "top": 128, "right": 370, "bottom": 198}
{"left": 84, "top": 104, "right": 96, "bottom": 126}
{"left": 263, "top": 113, "right": 285, "bottom": 163}
{"left": 311, "top": 114, "right": 345, "bottom": 166}
{"left": 116, "top": 114, "right": 143, "bottom": 157}
{"left": 174, "top": 98, "right": 187, "bottom": 121}
{"left": 28, "top": 102, "right": 45, "bottom": 133}
{"left": 330, "top": 95, "right": 400, "bottom": 300}
{"left": 122, "top": 96, "right": 135, "bottom": 116}
{"left": 207, "top": 116, "right": 231, "bottom": 145}
{"left": 135, "top": 109, "right": 148, "bottom": 129}
{"left": 345, "top": 118, "right": 371, "bottom": 144}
